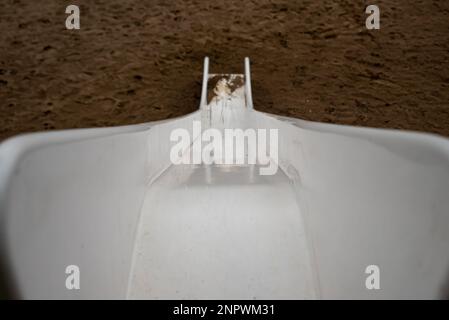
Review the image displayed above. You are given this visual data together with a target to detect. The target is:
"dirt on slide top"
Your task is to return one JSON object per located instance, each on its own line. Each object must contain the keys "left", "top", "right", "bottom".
{"left": 0, "top": 0, "right": 449, "bottom": 141}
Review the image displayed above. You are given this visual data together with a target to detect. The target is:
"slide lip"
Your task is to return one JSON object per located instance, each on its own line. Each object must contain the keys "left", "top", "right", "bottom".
{"left": 271, "top": 111, "right": 449, "bottom": 144}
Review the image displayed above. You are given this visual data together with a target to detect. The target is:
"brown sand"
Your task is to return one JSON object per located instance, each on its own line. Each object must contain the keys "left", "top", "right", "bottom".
{"left": 1, "top": 0, "right": 449, "bottom": 142}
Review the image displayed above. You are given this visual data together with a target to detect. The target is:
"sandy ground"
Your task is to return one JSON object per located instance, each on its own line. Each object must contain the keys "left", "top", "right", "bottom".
{"left": 0, "top": 0, "right": 448, "bottom": 141}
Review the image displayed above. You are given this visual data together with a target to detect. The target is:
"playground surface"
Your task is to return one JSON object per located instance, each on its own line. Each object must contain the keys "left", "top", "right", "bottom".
{"left": 1, "top": 0, "right": 449, "bottom": 141}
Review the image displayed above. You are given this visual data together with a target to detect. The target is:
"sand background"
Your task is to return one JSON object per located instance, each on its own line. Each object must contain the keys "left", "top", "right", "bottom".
{"left": 0, "top": 0, "right": 448, "bottom": 141}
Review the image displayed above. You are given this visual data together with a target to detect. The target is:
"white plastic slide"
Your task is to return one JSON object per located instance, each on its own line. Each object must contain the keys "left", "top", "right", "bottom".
{"left": 1, "top": 58, "right": 449, "bottom": 299}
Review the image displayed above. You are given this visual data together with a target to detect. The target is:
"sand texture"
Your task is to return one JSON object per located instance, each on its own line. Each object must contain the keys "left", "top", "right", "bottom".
{"left": 1, "top": 0, "right": 448, "bottom": 141}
